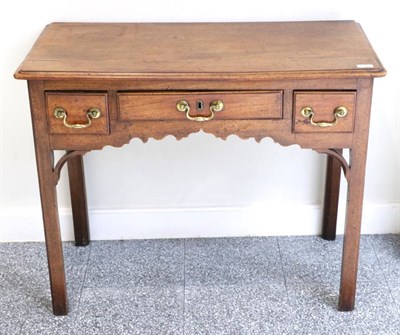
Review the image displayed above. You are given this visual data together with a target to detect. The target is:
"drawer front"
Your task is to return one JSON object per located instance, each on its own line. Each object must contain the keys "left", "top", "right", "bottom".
{"left": 293, "top": 91, "right": 356, "bottom": 133}
{"left": 46, "top": 92, "right": 109, "bottom": 135}
{"left": 118, "top": 91, "right": 282, "bottom": 121}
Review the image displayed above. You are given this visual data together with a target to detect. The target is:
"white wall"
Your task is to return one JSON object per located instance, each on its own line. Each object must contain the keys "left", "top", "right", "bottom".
{"left": 1, "top": 1, "right": 399, "bottom": 241}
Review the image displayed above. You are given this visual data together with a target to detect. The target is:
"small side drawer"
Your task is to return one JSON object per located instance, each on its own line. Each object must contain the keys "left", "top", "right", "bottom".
{"left": 46, "top": 92, "right": 109, "bottom": 135}
{"left": 117, "top": 91, "right": 283, "bottom": 121}
{"left": 293, "top": 91, "right": 356, "bottom": 133}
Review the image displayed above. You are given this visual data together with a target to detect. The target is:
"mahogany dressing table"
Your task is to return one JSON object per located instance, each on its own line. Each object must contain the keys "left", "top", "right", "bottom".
{"left": 14, "top": 21, "right": 385, "bottom": 315}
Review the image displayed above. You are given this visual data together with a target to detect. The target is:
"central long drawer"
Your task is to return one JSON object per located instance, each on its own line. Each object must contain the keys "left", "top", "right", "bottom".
{"left": 117, "top": 91, "right": 283, "bottom": 121}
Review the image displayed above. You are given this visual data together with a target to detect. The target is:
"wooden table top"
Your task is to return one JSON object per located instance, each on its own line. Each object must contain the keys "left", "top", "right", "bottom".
{"left": 15, "top": 21, "right": 385, "bottom": 80}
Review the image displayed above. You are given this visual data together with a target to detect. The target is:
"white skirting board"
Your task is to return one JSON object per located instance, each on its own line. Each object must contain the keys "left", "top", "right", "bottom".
{"left": 1, "top": 203, "right": 399, "bottom": 242}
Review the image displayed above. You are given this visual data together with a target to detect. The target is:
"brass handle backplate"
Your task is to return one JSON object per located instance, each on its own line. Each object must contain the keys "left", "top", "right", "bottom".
{"left": 54, "top": 107, "right": 101, "bottom": 129}
{"left": 210, "top": 100, "right": 224, "bottom": 113}
{"left": 176, "top": 99, "right": 224, "bottom": 122}
{"left": 300, "top": 106, "right": 348, "bottom": 127}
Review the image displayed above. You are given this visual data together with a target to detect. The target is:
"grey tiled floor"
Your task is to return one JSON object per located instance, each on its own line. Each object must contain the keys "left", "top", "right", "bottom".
{"left": 0, "top": 235, "right": 399, "bottom": 334}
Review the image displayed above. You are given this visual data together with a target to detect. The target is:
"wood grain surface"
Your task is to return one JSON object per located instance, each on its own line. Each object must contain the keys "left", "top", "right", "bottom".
{"left": 15, "top": 21, "right": 385, "bottom": 80}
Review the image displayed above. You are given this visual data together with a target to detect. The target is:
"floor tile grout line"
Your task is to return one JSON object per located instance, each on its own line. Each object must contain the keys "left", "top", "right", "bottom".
{"left": 71, "top": 241, "right": 93, "bottom": 329}
{"left": 369, "top": 236, "right": 400, "bottom": 313}
{"left": 18, "top": 317, "right": 26, "bottom": 334}
{"left": 182, "top": 239, "right": 186, "bottom": 335}
{"left": 276, "top": 236, "right": 290, "bottom": 306}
